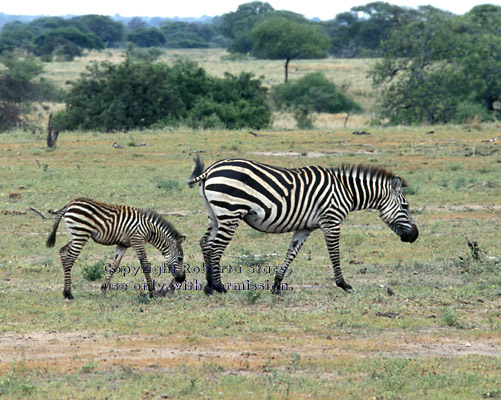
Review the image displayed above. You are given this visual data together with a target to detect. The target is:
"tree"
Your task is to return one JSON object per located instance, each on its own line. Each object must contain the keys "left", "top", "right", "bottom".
{"left": 323, "top": 2, "right": 414, "bottom": 57}
{"left": 251, "top": 17, "right": 330, "bottom": 82}
{"left": 72, "top": 15, "right": 125, "bottom": 47}
{"left": 219, "top": 1, "right": 274, "bottom": 54}
{"left": 371, "top": 6, "right": 500, "bottom": 124}
{"left": 160, "top": 22, "right": 214, "bottom": 48}
{"left": 0, "top": 53, "right": 44, "bottom": 130}
{"left": 458, "top": 5, "right": 501, "bottom": 113}
{"left": 33, "top": 27, "right": 104, "bottom": 60}
{"left": 127, "top": 28, "right": 166, "bottom": 48}
{"left": 0, "top": 22, "right": 36, "bottom": 54}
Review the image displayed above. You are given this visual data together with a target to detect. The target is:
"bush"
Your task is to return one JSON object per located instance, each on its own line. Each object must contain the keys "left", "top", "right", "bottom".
{"left": 82, "top": 260, "right": 105, "bottom": 282}
{"left": 272, "top": 72, "right": 361, "bottom": 114}
{"left": 53, "top": 58, "right": 271, "bottom": 131}
{"left": 53, "top": 60, "right": 184, "bottom": 131}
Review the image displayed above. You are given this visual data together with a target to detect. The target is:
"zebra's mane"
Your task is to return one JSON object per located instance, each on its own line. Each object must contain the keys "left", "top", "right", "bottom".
{"left": 335, "top": 164, "right": 408, "bottom": 187}
{"left": 138, "top": 209, "right": 183, "bottom": 241}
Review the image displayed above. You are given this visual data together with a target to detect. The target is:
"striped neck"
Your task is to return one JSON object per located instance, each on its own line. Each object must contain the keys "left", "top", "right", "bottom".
{"left": 139, "top": 210, "right": 182, "bottom": 249}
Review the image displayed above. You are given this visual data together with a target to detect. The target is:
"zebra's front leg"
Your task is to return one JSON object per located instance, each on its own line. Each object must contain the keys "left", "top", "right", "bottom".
{"left": 101, "top": 244, "right": 127, "bottom": 294}
{"left": 272, "top": 229, "right": 312, "bottom": 295}
{"left": 204, "top": 218, "right": 241, "bottom": 295}
{"left": 320, "top": 222, "right": 353, "bottom": 292}
{"left": 132, "top": 242, "right": 156, "bottom": 297}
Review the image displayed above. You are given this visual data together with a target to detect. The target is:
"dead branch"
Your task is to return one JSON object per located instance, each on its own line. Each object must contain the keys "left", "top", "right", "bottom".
{"left": 47, "top": 114, "right": 60, "bottom": 148}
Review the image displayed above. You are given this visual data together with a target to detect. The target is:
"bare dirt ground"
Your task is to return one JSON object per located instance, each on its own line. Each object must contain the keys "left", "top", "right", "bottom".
{"left": 1, "top": 330, "right": 499, "bottom": 374}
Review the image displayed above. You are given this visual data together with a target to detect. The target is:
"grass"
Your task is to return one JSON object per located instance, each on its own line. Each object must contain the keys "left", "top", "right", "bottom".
{"left": 0, "top": 51, "right": 500, "bottom": 398}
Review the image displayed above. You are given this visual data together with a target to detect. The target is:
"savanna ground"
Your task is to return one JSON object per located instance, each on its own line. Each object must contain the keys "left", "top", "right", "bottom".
{"left": 0, "top": 49, "right": 500, "bottom": 399}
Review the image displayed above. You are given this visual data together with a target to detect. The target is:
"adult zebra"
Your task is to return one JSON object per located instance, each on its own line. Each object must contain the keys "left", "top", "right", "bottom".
{"left": 189, "top": 157, "right": 418, "bottom": 295}
{"left": 46, "top": 198, "right": 186, "bottom": 299}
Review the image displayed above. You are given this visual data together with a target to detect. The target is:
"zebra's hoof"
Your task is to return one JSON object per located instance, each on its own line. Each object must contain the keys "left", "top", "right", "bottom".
{"left": 271, "top": 283, "right": 282, "bottom": 295}
{"left": 63, "top": 289, "right": 74, "bottom": 300}
{"left": 337, "top": 280, "right": 354, "bottom": 293}
{"left": 204, "top": 285, "right": 214, "bottom": 296}
{"left": 214, "top": 284, "right": 227, "bottom": 294}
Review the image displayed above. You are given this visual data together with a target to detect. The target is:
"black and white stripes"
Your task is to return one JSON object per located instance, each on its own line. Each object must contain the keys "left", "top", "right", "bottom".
{"left": 189, "top": 158, "right": 418, "bottom": 294}
{"left": 47, "top": 198, "right": 185, "bottom": 299}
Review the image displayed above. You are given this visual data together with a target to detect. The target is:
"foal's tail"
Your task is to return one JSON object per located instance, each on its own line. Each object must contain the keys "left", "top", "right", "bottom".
{"left": 46, "top": 203, "right": 71, "bottom": 248}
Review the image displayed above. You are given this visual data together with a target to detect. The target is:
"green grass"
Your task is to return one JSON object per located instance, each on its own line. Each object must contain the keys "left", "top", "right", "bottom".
{"left": 1, "top": 63, "right": 500, "bottom": 398}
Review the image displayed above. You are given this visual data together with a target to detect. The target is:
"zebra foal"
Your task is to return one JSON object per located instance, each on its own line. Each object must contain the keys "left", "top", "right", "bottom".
{"left": 189, "top": 157, "right": 418, "bottom": 295}
{"left": 46, "top": 198, "right": 186, "bottom": 299}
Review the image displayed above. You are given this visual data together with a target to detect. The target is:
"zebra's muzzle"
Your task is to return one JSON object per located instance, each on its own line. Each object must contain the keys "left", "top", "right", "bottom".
{"left": 174, "top": 271, "right": 186, "bottom": 283}
{"left": 400, "top": 224, "right": 419, "bottom": 243}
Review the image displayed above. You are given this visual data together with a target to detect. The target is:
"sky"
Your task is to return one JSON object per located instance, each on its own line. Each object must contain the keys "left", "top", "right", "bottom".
{"left": 0, "top": 0, "right": 496, "bottom": 20}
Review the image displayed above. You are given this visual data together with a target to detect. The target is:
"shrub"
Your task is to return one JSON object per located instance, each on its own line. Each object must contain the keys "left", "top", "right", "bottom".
{"left": 53, "top": 58, "right": 271, "bottom": 131}
{"left": 271, "top": 72, "right": 361, "bottom": 114}
{"left": 82, "top": 260, "right": 105, "bottom": 282}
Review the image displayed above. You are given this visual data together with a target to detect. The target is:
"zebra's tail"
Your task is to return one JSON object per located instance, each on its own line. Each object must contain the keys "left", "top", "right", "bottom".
{"left": 188, "top": 156, "right": 207, "bottom": 186}
{"left": 46, "top": 203, "right": 70, "bottom": 248}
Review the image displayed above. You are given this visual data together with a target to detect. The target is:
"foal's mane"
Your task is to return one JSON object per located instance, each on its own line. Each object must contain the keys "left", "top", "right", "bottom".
{"left": 138, "top": 209, "right": 183, "bottom": 241}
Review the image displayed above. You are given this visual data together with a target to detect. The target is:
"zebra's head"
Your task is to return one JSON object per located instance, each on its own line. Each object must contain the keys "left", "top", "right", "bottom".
{"left": 379, "top": 176, "right": 419, "bottom": 243}
{"left": 164, "top": 235, "right": 186, "bottom": 283}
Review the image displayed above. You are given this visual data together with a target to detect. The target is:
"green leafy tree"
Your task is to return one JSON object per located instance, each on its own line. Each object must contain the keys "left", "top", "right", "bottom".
{"left": 0, "top": 53, "right": 44, "bottom": 130}
{"left": 219, "top": 1, "right": 274, "bottom": 54}
{"left": 160, "top": 22, "right": 210, "bottom": 48}
{"left": 72, "top": 15, "right": 125, "bottom": 47}
{"left": 324, "top": 2, "right": 412, "bottom": 57}
{"left": 370, "top": 6, "right": 499, "bottom": 124}
{"left": 33, "top": 27, "right": 104, "bottom": 60}
{"left": 458, "top": 5, "right": 501, "bottom": 114}
{"left": 127, "top": 28, "right": 166, "bottom": 48}
{"left": 251, "top": 17, "right": 331, "bottom": 82}
{"left": 0, "top": 22, "right": 36, "bottom": 54}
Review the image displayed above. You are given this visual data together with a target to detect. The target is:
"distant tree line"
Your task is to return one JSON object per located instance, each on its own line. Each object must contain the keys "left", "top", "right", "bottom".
{"left": 0, "top": 2, "right": 499, "bottom": 128}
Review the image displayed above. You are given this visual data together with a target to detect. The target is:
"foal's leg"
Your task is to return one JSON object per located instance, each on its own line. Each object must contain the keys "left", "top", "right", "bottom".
{"left": 101, "top": 244, "right": 128, "bottom": 294}
{"left": 132, "top": 240, "right": 156, "bottom": 297}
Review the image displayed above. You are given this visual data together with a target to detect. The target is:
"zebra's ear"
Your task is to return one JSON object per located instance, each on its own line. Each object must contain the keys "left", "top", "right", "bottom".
{"left": 391, "top": 176, "right": 403, "bottom": 192}
{"left": 177, "top": 235, "right": 186, "bottom": 245}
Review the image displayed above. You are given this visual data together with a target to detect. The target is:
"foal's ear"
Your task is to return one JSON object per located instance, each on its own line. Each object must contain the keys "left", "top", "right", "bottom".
{"left": 177, "top": 235, "right": 186, "bottom": 245}
{"left": 391, "top": 176, "right": 403, "bottom": 192}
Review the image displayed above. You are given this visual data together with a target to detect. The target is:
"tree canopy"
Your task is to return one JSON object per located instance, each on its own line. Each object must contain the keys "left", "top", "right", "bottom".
{"left": 371, "top": 5, "right": 500, "bottom": 124}
{"left": 251, "top": 17, "right": 331, "bottom": 82}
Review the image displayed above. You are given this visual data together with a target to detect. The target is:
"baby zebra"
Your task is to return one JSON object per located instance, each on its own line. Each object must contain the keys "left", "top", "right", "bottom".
{"left": 46, "top": 198, "right": 186, "bottom": 299}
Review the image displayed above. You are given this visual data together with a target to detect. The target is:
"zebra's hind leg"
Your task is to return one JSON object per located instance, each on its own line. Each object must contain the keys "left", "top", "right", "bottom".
{"left": 59, "top": 237, "right": 88, "bottom": 300}
{"left": 320, "top": 222, "right": 353, "bottom": 293}
{"left": 204, "top": 217, "right": 242, "bottom": 295}
{"left": 272, "top": 229, "right": 313, "bottom": 295}
{"left": 200, "top": 218, "right": 217, "bottom": 292}
{"left": 101, "top": 244, "right": 128, "bottom": 294}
